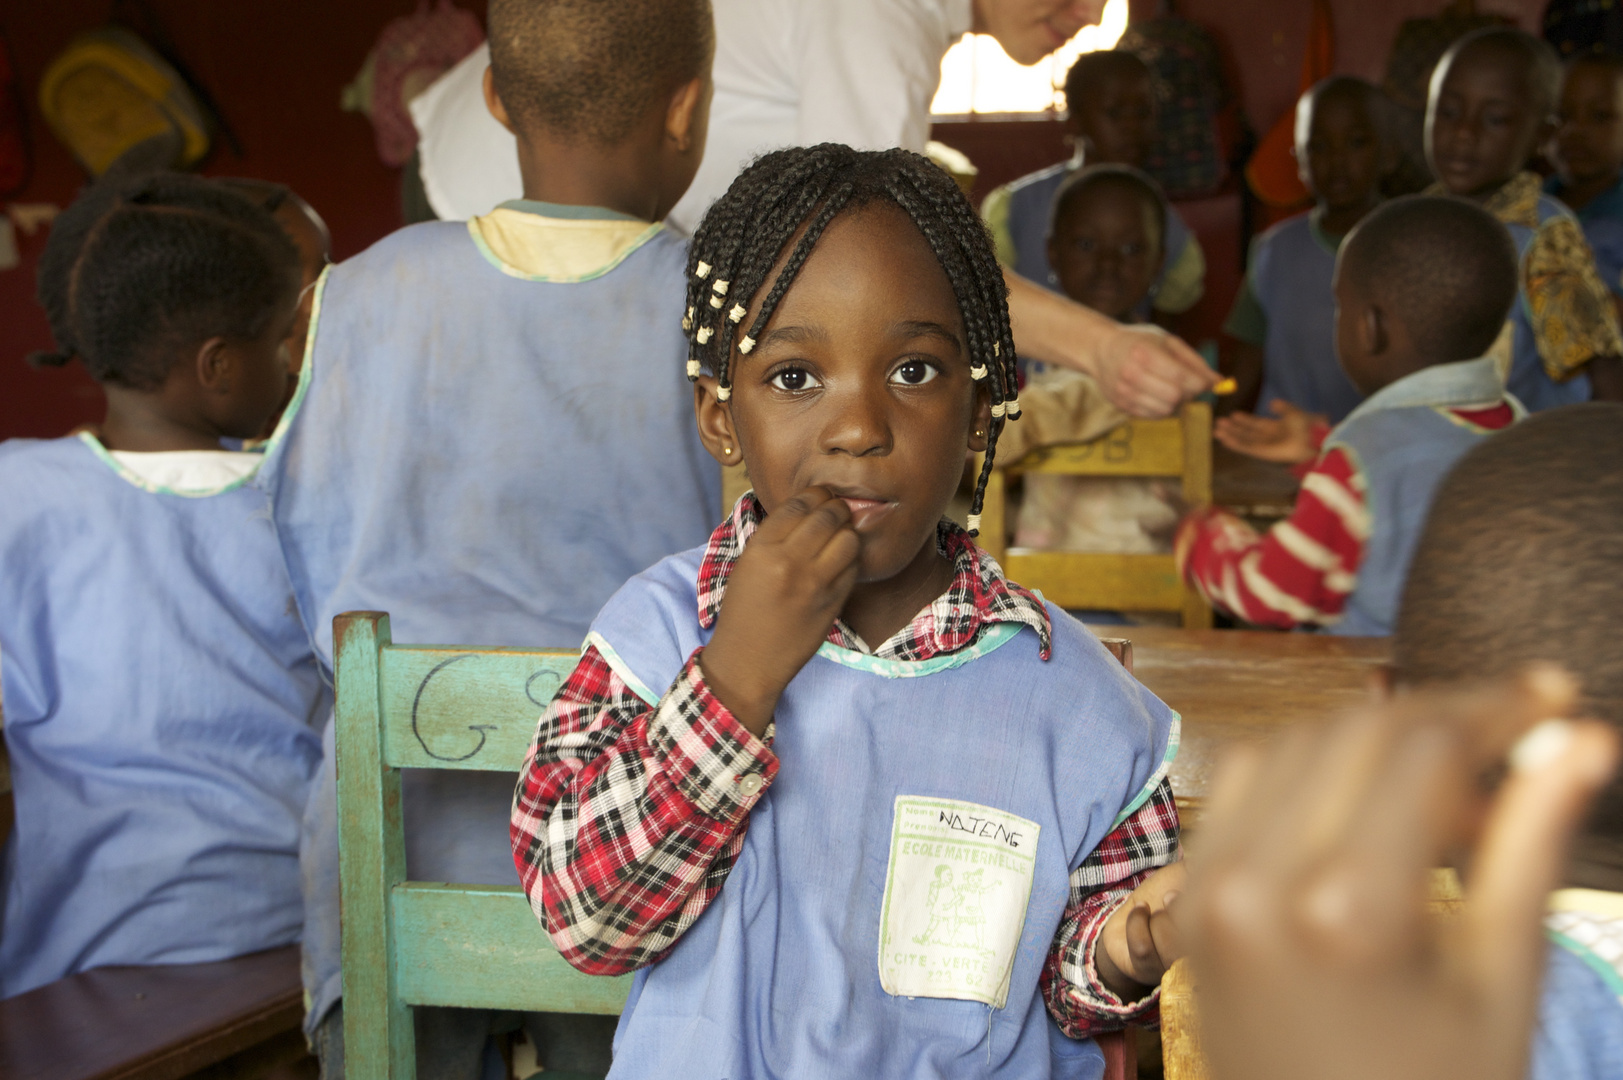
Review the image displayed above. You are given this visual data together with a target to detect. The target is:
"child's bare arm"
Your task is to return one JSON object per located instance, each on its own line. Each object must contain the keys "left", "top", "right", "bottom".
{"left": 1213, "top": 400, "right": 1326, "bottom": 466}
{"left": 1182, "top": 667, "right": 1617, "bottom": 1080}
{"left": 511, "top": 645, "right": 776, "bottom": 974}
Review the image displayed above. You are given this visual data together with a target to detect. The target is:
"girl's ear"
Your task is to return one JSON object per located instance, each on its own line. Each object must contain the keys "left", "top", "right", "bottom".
{"left": 968, "top": 381, "right": 993, "bottom": 453}
{"left": 693, "top": 374, "right": 743, "bottom": 466}
{"left": 195, "top": 336, "right": 233, "bottom": 394}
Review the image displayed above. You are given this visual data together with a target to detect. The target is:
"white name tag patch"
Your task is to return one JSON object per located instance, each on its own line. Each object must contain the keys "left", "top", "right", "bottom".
{"left": 877, "top": 796, "right": 1039, "bottom": 1009}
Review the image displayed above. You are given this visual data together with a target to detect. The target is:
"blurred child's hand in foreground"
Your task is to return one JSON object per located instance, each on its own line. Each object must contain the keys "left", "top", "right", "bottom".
{"left": 1213, "top": 400, "right": 1325, "bottom": 465}
{"left": 1097, "top": 860, "right": 1186, "bottom": 998}
{"left": 698, "top": 487, "right": 861, "bottom": 737}
{"left": 1180, "top": 666, "right": 1618, "bottom": 1080}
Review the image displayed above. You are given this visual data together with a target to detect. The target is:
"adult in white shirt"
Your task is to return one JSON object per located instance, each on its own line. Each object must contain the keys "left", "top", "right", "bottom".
{"left": 410, "top": 0, "right": 1215, "bottom": 416}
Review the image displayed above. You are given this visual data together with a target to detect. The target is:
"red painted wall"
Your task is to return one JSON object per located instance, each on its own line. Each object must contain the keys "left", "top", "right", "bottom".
{"left": 0, "top": 1, "right": 484, "bottom": 440}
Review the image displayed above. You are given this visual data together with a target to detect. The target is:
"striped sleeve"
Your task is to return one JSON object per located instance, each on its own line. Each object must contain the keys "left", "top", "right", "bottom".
{"left": 510, "top": 644, "right": 778, "bottom": 974}
{"left": 1175, "top": 446, "right": 1369, "bottom": 629}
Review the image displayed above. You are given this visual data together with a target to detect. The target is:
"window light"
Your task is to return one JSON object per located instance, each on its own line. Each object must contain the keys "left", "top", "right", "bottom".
{"left": 930, "top": 0, "right": 1129, "bottom": 116}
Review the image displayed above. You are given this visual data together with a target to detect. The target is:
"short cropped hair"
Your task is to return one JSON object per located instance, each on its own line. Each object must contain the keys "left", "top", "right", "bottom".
{"left": 1295, "top": 74, "right": 1389, "bottom": 151}
{"left": 1444, "top": 26, "right": 1563, "bottom": 117}
{"left": 1063, "top": 50, "right": 1152, "bottom": 115}
{"left": 488, "top": 0, "right": 713, "bottom": 143}
{"left": 1050, "top": 164, "right": 1168, "bottom": 251}
{"left": 1337, "top": 195, "right": 1518, "bottom": 363}
{"left": 1395, "top": 403, "right": 1623, "bottom": 838}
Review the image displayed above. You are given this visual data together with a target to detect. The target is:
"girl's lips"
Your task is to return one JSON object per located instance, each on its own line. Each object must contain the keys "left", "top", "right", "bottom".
{"left": 840, "top": 496, "right": 898, "bottom": 530}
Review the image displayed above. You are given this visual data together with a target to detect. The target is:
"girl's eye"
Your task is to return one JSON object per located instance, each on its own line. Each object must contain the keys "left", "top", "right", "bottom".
{"left": 890, "top": 360, "right": 940, "bottom": 386}
{"left": 768, "top": 367, "right": 820, "bottom": 391}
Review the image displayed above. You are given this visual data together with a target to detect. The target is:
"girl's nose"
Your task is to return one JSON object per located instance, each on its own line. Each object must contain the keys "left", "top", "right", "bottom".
{"left": 820, "top": 385, "right": 893, "bottom": 457}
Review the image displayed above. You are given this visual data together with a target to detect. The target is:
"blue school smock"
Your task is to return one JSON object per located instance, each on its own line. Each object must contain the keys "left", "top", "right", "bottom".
{"left": 1545, "top": 175, "right": 1623, "bottom": 300}
{"left": 1321, "top": 357, "right": 1521, "bottom": 637}
{"left": 1502, "top": 192, "right": 1596, "bottom": 410}
{"left": 255, "top": 201, "right": 721, "bottom": 1030}
{"left": 0, "top": 436, "right": 326, "bottom": 998}
{"left": 1531, "top": 896, "right": 1623, "bottom": 1080}
{"left": 995, "top": 160, "right": 1198, "bottom": 318}
{"left": 1245, "top": 211, "right": 1365, "bottom": 423}
{"left": 587, "top": 546, "right": 1178, "bottom": 1080}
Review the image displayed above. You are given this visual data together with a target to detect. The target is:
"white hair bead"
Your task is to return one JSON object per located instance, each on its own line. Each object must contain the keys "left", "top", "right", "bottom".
{"left": 696, "top": 326, "right": 713, "bottom": 344}
{"left": 993, "top": 342, "right": 1000, "bottom": 357}
{"left": 991, "top": 402, "right": 1007, "bottom": 418}
{"left": 966, "top": 513, "right": 982, "bottom": 534}
{"left": 739, "top": 336, "right": 756, "bottom": 354}
{"left": 970, "top": 365, "right": 988, "bottom": 380}
{"left": 686, "top": 359, "right": 701, "bottom": 378}
{"left": 716, "top": 385, "right": 731, "bottom": 401}
{"left": 1007, "top": 399, "right": 1022, "bottom": 419}
{"left": 695, "top": 261, "right": 711, "bottom": 279}
{"left": 729, "top": 303, "right": 747, "bottom": 323}
{"left": 709, "top": 295, "right": 724, "bottom": 309}
{"left": 681, "top": 306, "right": 694, "bottom": 331}
{"left": 712, "top": 279, "right": 729, "bottom": 295}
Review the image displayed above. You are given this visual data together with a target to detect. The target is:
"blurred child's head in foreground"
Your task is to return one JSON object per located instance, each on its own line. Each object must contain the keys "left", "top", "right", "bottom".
{"left": 1395, "top": 403, "right": 1623, "bottom": 889}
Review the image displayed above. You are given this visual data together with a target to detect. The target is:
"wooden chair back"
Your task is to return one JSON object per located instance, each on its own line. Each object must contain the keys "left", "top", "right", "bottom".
{"left": 332, "top": 612, "right": 630, "bottom": 1080}
{"left": 978, "top": 403, "right": 1213, "bottom": 628}
{"left": 334, "top": 611, "right": 1140, "bottom": 1078}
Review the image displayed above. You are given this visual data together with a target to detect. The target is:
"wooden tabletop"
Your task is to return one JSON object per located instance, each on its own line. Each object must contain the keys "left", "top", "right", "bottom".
{"left": 0, "top": 945, "right": 307, "bottom": 1080}
{"left": 1093, "top": 626, "right": 1390, "bottom": 812}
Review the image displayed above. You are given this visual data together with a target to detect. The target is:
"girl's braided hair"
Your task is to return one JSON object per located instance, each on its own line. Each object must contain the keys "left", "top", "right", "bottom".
{"left": 32, "top": 172, "right": 299, "bottom": 391}
{"left": 682, "top": 144, "right": 1021, "bottom": 535}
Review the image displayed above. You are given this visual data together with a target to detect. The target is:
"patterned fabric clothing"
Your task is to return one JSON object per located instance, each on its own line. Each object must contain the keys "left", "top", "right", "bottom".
{"left": 1546, "top": 174, "right": 1623, "bottom": 298}
{"left": 1177, "top": 400, "right": 1514, "bottom": 630}
{"left": 511, "top": 495, "right": 1180, "bottom": 1037}
{"left": 1436, "top": 172, "right": 1623, "bottom": 383}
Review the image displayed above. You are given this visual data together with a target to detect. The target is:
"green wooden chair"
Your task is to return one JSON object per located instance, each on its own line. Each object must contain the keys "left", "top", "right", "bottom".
{"left": 333, "top": 611, "right": 630, "bottom": 1080}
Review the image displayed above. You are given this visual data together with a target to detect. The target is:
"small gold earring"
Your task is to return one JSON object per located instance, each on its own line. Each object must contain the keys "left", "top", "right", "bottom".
{"left": 973, "top": 429, "right": 985, "bottom": 438}
{"left": 723, "top": 446, "right": 733, "bottom": 455}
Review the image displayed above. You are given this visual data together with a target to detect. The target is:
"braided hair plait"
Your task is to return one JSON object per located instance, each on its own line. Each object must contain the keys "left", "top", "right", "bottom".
{"left": 33, "top": 173, "right": 300, "bottom": 391}
{"left": 682, "top": 145, "right": 1019, "bottom": 536}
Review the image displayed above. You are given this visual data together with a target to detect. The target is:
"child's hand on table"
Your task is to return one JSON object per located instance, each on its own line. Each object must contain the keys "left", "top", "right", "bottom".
{"left": 1179, "top": 666, "right": 1618, "bottom": 1080}
{"left": 1213, "top": 400, "right": 1325, "bottom": 465}
{"left": 699, "top": 487, "right": 862, "bottom": 737}
{"left": 1096, "top": 861, "right": 1186, "bottom": 1000}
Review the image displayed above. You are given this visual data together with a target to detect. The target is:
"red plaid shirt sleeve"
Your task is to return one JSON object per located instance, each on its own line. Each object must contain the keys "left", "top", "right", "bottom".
{"left": 510, "top": 643, "right": 777, "bottom": 975}
{"left": 1042, "top": 777, "right": 1181, "bottom": 1037}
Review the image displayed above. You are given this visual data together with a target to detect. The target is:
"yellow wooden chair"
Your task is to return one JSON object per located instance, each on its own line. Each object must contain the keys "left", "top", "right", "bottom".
{"left": 977, "top": 402, "right": 1213, "bottom": 628}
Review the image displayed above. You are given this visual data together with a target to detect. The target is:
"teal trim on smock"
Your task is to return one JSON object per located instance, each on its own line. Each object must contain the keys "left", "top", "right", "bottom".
{"left": 495, "top": 199, "right": 642, "bottom": 222}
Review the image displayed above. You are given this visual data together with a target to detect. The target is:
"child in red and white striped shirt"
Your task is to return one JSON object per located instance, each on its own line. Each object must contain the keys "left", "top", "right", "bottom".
{"left": 1178, "top": 195, "right": 1523, "bottom": 635}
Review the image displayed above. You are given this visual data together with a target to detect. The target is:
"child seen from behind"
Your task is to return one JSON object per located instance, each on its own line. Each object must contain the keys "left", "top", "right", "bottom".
{"left": 1179, "top": 196, "right": 1522, "bottom": 636}
{"left": 1392, "top": 404, "right": 1623, "bottom": 1079}
{"left": 1222, "top": 76, "right": 1385, "bottom": 433}
{"left": 260, "top": 0, "right": 719, "bottom": 1073}
{"left": 1426, "top": 27, "right": 1623, "bottom": 408}
{"left": 0, "top": 174, "right": 326, "bottom": 996}
{"left": 982, "top": 50, "right": 1206, "bottom": 323}
{"left": 512, "top": 145, "right": 1185, "bottom": 1079}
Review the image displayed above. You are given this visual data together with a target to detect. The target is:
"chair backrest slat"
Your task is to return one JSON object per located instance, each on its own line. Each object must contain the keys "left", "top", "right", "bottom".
{"left": 378, "top": 647, "right": 576, "bottom": 772}
{"left": 391, "top": 883, "right": 631, "bottom": 1014}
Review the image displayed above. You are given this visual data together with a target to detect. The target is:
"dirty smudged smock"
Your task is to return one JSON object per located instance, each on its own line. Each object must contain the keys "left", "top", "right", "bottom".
{"left": 252, "top": 200, "right": 721, "bottom": 1028}
{"left": 0, "top": 436, "right": 327, "bottom": 998}
{"left": 587, "top": 545, "right": 1177, "bottom": 1079}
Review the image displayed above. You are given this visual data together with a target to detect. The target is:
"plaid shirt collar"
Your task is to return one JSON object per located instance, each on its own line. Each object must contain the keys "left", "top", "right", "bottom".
{"left": 696, "top": 494, "right": 1052, "bottom": 661}
{"left": 1428, "top": 171, "right": 1542, "bottom": 230}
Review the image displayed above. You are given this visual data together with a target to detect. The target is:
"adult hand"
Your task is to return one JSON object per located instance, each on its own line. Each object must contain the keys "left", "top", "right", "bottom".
{"left": 698, "top": 487, "right": 861, "bottom": 736}
{"left": 1213, "top": 400, "right": 1326, "bottom": 465}
{"left": 1181, "top": 666, "right": 1618, "bottom": 1080}
{"left": 1003, "top": 269, "right": 1216, "bottom": 419}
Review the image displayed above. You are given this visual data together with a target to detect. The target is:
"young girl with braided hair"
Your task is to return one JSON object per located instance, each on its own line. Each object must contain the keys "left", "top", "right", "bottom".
{"left": 0, "top": 173, "right": 327, "bottom": 995}
{"left": 512, "top": 145, "right": 1185, "bottom": 1079}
